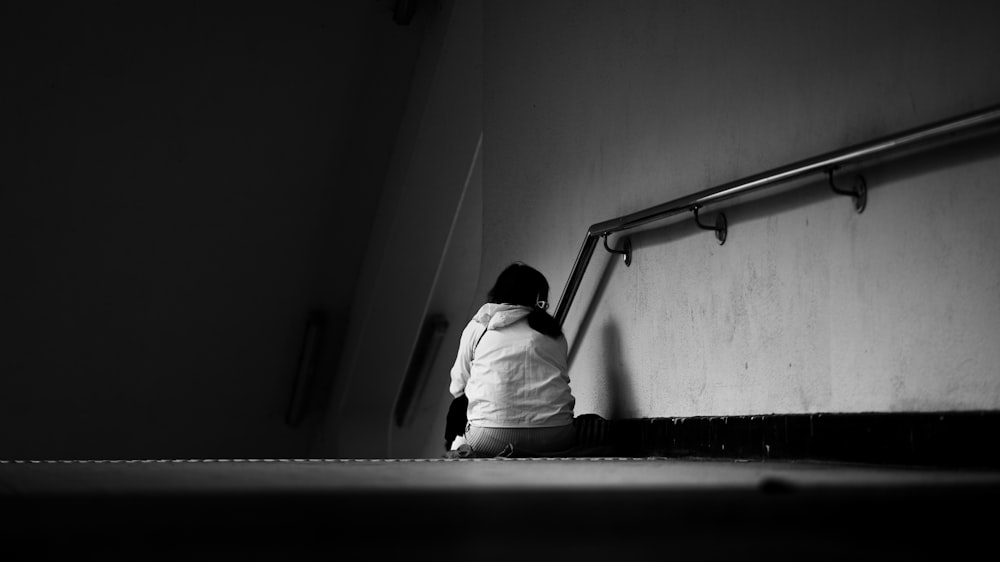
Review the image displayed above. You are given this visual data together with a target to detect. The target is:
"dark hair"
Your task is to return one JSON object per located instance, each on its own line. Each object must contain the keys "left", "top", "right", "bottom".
{"left": 487, "top": 262, "right": 562, "bottom": 338}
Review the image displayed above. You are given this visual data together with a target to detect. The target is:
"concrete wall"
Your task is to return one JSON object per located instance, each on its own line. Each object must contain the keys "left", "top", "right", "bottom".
{"left": 484, "top": 0, "right": 1000, "bottom": 420}
{"left": 386, "top": 134, "right": 483, "bottom": 459}
{"left": 0, "top": 2, "right": 426, "bottom": 459}
{"left": 312, "top": 0, "right": 483, "bottom": 459}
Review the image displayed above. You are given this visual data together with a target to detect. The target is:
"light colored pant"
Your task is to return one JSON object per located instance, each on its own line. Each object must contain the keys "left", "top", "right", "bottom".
{"left": 464, "top": 423, "right": 576, "bottom": 457}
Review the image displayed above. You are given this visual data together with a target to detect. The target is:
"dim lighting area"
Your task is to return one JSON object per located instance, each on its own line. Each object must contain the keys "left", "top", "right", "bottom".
{"left": 1, "top": 457, "right": 997, "bottom": 559}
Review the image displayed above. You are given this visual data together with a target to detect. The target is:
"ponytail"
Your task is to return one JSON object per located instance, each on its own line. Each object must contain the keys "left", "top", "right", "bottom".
{"left": 527, "top": 308, "right": 562, "bottom": 339}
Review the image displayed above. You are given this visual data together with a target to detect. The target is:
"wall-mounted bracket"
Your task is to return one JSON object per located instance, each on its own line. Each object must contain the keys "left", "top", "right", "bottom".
{"left": 602, "top": 234, "right": 632, "bottom": 266}
{"left": 692, "top": 206, "right": 727, "bottom": 245}
{"left": 827, "top": 168, "right": 867, "bottom": 213}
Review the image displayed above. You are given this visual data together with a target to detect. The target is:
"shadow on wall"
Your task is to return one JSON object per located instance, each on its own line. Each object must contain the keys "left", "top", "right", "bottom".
{"left": 600, "top": 320, "right": 634, "bottom": 420}
{"left": 566, "top": 254, "right": 634, "bottom": 419}
{"left": 568, "top": 253, "right": 618, "bottom": 365}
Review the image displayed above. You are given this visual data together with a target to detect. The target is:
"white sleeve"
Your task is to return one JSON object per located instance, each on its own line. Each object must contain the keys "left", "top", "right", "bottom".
{"left": 449, "top": 321, "right": 482, "bottom": 398}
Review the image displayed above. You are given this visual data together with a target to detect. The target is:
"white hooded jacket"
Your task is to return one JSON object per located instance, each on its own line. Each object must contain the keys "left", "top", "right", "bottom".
{"left": 449, "top": 303, "right": 575, "bottom": 428}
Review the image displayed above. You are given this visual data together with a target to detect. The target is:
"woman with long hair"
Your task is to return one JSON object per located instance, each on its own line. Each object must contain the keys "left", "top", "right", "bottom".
{"left": 446, "top": 262, "right": 576, "bottom": 457}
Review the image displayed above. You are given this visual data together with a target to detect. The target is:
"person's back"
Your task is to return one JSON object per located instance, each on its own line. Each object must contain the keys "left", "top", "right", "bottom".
{"left": 463, "top": 303, "right": 574, "bottom": 429}
{"left": 447, "top": 263, "right": 577, "bottom": 457}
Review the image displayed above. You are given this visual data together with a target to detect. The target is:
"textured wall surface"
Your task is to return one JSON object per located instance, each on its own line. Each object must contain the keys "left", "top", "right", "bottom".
{"left": 315, "top": 0, "right": 483, "bottom": 458}
{"left": 484, "top": 0, "right": 1000, "bottom": 419}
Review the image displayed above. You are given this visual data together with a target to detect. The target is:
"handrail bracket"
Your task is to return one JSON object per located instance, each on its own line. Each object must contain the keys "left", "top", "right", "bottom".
{"left": 827, "top": 167, "right": 867, "bottom": 213}
{"left": 602, "top": 234, "right": 632, "bottom": 266}
{"left": 692, "top": 206, "right": 727, "bottom": 245}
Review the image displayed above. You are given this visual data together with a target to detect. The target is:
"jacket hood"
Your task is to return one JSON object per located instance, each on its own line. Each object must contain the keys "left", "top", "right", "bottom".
{"left": 473, "top": 302, "right": 533, "bottom": 330}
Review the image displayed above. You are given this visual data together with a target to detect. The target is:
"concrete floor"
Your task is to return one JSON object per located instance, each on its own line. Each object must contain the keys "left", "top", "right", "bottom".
{"left": 2, "top": 457, "right": 998, "bottom": 560}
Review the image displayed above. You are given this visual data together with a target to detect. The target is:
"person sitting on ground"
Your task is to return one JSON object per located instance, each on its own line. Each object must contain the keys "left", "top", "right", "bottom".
{"left": 446, "top": 262, "right": 577, "bottom": 457}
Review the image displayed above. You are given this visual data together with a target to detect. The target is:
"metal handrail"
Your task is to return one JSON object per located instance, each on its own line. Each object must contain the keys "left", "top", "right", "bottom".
{"left": 554, "top": 103, "right": 1000, "bottom": 327}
